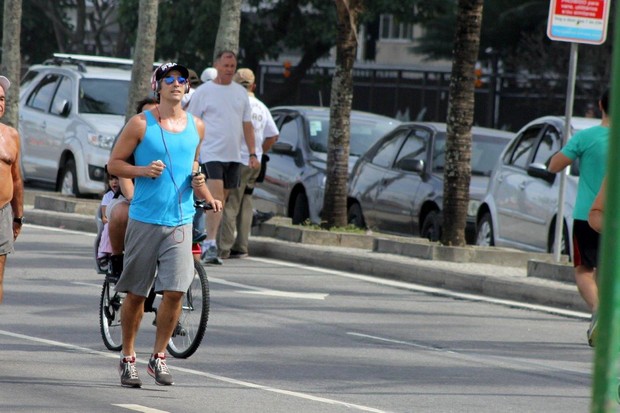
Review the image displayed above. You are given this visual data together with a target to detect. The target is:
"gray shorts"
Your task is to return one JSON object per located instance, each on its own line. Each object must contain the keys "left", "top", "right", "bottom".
{"left": 0, "top": 203, "right": 14, "bottom": 255}
{"left": 115, "top": 219, "right": 194, "bottom": 297}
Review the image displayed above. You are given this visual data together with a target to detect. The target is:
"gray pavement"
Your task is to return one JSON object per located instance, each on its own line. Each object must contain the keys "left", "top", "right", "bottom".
{"left": 22, "top": 190, "right": 587, "bottom": 315}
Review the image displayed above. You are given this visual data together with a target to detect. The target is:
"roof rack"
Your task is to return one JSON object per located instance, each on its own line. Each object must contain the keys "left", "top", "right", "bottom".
{"left": 44, "top": 53, "right": 163, "bottom": 72}
{"left": 43, "top": 53, "right": 134, "bottom": 72}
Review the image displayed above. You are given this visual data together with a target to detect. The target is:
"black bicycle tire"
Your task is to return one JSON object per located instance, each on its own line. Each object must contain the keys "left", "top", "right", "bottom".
{"left": 167, "top": 259, "right": 210, "bottom": 358}
{"left": 99, "top": 280, "right": 123, "bottom": 351}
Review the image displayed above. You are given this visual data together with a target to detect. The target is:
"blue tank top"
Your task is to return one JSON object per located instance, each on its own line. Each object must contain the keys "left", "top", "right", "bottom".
{"left": 129, "top": 110, "right": 198, "bottom": 226}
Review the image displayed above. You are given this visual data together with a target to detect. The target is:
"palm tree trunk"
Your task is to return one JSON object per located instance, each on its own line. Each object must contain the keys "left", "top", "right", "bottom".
{"left": 1, "top": 0, "right": 22, "bottom": 129}
{"left": 323, "top": 0, "right": 364, "bottom": 229}
{"left": 125, "top": 0, "right": 158, "bottom": 121}
{"left": 213, "top": 0, "right": 242, "bottom": 57}
{"left": 442, "top": 0, "right": 484, "bottom": 246}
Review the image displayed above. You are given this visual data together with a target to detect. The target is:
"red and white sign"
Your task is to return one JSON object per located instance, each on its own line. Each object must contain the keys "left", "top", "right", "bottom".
{"left": 547, "top": 0, "right": 610, "bottom": 44}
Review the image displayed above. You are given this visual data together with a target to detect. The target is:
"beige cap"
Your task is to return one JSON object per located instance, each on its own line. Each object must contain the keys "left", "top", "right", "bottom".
{"left": 0, "top": 76, "right": 10, "bottom": 92}
{"left": 233, "top": 68, "right": 255, "bottom": 86}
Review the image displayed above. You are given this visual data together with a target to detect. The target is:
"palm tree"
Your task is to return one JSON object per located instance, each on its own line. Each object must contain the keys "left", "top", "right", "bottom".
{"left": 441, "top": 0, "right": 484, "bottom": 246}
{"left": 322, "top": 0, "right": 364, "bottom": 229}
{"left": 125, "top": 0, "right": 158, "bottom": 121}
{"left": 1, "top": 0, "right": 22, "bottom": 128}
{"left": 213, "top": 0, "right": 242, "bottom": 56}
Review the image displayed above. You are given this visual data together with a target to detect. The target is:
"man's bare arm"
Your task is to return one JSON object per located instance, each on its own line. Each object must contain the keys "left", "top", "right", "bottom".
{"left": 243, "top": 121, "right": 260, "bottom": 169}
{"left": 10, "top": 127, "right": 23, "bottom": 218}
{"left": 547, "top": 152, "right": 572, "bottom": 173}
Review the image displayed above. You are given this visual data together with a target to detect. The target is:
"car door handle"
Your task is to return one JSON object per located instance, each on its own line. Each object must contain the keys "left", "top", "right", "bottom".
{"left": 41, "top": 121, "right": 47, "bottom": 129}
{"left": 497, "top": 176, "right": 503, "bottom": 184}
{"left": 519, "top": 182, "right": 526, "bottom": 190}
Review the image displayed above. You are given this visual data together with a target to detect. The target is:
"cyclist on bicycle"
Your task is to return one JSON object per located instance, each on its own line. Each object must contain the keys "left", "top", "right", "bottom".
{"left": 108, "top": 62, "right": 222, "bottom": 388}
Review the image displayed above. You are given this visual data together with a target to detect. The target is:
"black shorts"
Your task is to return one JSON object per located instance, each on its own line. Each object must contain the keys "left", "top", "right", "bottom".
{"left": 202, "top": 161, "right": 241, "bottom": 189}
{"left": 572, "top": 219, "right": 599, "bottom": 269}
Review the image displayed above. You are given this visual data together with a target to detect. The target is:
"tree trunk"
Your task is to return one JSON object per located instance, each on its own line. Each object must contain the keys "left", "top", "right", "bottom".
{"left": 442, "top": 0, "right": 484, "bottom": 246}
{"left": 1, "top": 0, "right": 22, "bottom": 129}
{"left": 322, "top": 0, "right": 363, "bottom": 229}
{"left": 213, "top": 0, "right": 242, "bottom": 58}
{"left": 125, "top": 0, "right": 158, "bottom": 121}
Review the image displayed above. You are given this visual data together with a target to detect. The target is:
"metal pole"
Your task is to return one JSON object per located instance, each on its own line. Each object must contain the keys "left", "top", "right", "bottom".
{"left": 591, "top": 3, "right": 620, "bottom": 408}
{"left": 553, "top": 42, "right": 578, "bottom": 263}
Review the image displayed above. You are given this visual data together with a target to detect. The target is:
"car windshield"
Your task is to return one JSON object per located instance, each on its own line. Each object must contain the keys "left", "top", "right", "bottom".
{"left": 79, "top": 78, "right": 129, "bottom": 115}
{"left": 433, "top": 133, "right": 508, "bottom": 176}
{"left": 305, "top": 114, "right": 397, "bottom": 156}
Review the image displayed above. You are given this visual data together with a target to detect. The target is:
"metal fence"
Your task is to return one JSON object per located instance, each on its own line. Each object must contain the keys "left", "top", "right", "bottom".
{"left": 258, "top": 62, "right": 604, "bottom": 132}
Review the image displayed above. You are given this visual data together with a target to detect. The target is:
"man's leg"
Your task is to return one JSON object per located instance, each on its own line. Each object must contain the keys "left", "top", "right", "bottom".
{"left": 146, "top": 291, "right": 183, "bottom": 386}
{"left": 231, "top": 167, "right": 260, "bottom": 256}
{"left": 219, "top": 166, "right": 249, "bottom": 258}
{"left": 153, "top": 291, "right": 184, "bottom": 353}
{"left": 117, "top": 291, "right": 145, "bottom": 387}
{"left": 120, "top": 292, "right": 146, "bottom": 357}
{"left": 202, "top": 179, "right": 225, "bottom": 263}
{"left": 575, "top": 265, "right": 598, "bottom": 312}
{"left": 0, "top": 254, "right": 6, "bottom": 304}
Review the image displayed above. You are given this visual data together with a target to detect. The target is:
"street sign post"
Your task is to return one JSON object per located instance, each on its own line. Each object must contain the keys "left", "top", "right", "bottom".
{"left": 546, "top": 0, "right": 611, "bottom": 264}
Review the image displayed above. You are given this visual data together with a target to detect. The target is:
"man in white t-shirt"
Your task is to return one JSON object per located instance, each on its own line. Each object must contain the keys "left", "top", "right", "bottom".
{"left": 219, "top": 68, "right": 279, "bottom": 259}
{"left": 187, "top": 50, "right": 260, "bottom": 264}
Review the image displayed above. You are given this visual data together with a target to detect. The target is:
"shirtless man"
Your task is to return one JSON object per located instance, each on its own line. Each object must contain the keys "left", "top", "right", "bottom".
{"left": 0, "top": 75, "right": 24, "bottom": 304}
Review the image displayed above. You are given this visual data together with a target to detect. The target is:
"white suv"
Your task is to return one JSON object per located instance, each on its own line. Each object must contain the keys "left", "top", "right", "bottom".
{"left": 19, "top": 54, "right": 134, "bottom": 196}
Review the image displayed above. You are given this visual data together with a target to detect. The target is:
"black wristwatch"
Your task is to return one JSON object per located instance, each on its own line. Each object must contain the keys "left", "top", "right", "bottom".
{"left": 13, "top": 216, "right": 24, "bottom": 225}
{"left": 249, "top": 153, "right": 258, "bottom": 158}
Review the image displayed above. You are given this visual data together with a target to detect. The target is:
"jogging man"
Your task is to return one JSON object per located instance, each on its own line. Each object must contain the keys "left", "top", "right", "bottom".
{"left": 108, "top": 62, "right": 221, "bottom": 387}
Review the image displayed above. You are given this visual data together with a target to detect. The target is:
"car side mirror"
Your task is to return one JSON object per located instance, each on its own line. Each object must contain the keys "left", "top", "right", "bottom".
{"left": 527, "top": 162, "right": 556, "bottom": 184}
{"left": 53, "top": 99, "right": 71, "bottom": 117}
{"left": 397, "top": 158, "right": 425, "bottom": 173}
{"left": 271, "top": 141, "right": 295, "bottom": 155}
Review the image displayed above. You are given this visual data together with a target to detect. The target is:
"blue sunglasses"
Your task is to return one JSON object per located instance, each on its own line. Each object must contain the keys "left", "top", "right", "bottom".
{"left": 162, "top": 76, "right": 187, "bottom": 85}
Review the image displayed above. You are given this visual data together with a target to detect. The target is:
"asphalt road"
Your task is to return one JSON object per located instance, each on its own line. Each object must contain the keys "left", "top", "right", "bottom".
{"left": 0, "top": 225, "right": 595, "bottom": 413}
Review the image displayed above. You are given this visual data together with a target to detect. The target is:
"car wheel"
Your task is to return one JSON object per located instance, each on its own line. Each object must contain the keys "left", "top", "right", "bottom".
{"left": 421, "top": 210, "right": 442, "bottom": 242}
{"left": 59, "top": 159, "right": 80, "bottom": 197}
{"left": 347, "top": 202, "right": 365, "bottom": 228}
{"left": 476, "top": 213, "right": 494, "bottom": 247}
{"left": 292, "top": 192, "right": 309, "bottom": 225}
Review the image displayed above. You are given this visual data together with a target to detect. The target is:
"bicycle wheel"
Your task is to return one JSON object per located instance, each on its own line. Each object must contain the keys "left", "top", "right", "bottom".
{"left": 167, "top": 259, "right": 209, "bottom": 358}
{"left": 99, "top": 280, "right": 124, "bottom": 351}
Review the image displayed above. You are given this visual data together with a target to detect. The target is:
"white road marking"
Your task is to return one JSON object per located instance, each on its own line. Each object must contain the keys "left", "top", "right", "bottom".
{"left": 0, "top": 329, "right": 391, "bottom": 413}
{"left": 113, "top": 405, "right": 169, "bottom": 413}
{"left": 249, "top": 257, "right": 590, "bottom": 320}
{"left": 210, "top": 276, "right": 328, "bottom": 300}
{"left": 347, "top": 332, "right": 591, "bottom": 377}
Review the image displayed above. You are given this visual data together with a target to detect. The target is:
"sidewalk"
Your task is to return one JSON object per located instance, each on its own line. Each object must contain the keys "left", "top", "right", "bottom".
{"left": 23, "top": 190, "right": 587, "bottom": 314}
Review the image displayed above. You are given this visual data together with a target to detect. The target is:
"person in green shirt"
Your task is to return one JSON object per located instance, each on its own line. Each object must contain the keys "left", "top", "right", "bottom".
{"left": 548, "top": 89, "right": 609, "bottom": 347}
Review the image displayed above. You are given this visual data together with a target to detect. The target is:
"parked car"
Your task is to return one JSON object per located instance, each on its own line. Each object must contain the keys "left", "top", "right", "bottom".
{"left": 347, "top": 122, "right": 513, "bottom": 241}
{"left": 252, "top": 106, "right": 401, "bottom": 224}
{"left": 475, "top": 116, "right": 600, "bottom": 255}
{"left": 18, "top": 53, "right": 135, "bottom": 196}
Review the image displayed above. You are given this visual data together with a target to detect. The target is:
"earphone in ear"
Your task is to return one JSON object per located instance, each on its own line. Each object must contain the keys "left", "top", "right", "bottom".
{"left": 150, "top": 68, "right": 160, "bottom": 92}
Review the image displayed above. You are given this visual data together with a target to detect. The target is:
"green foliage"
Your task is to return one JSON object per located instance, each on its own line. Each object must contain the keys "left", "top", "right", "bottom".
{"left": 0, "top": 0, "right": 62, "bottom": 65}
{"left": 118, "top": 0, "right": 220, "bottom": 72}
